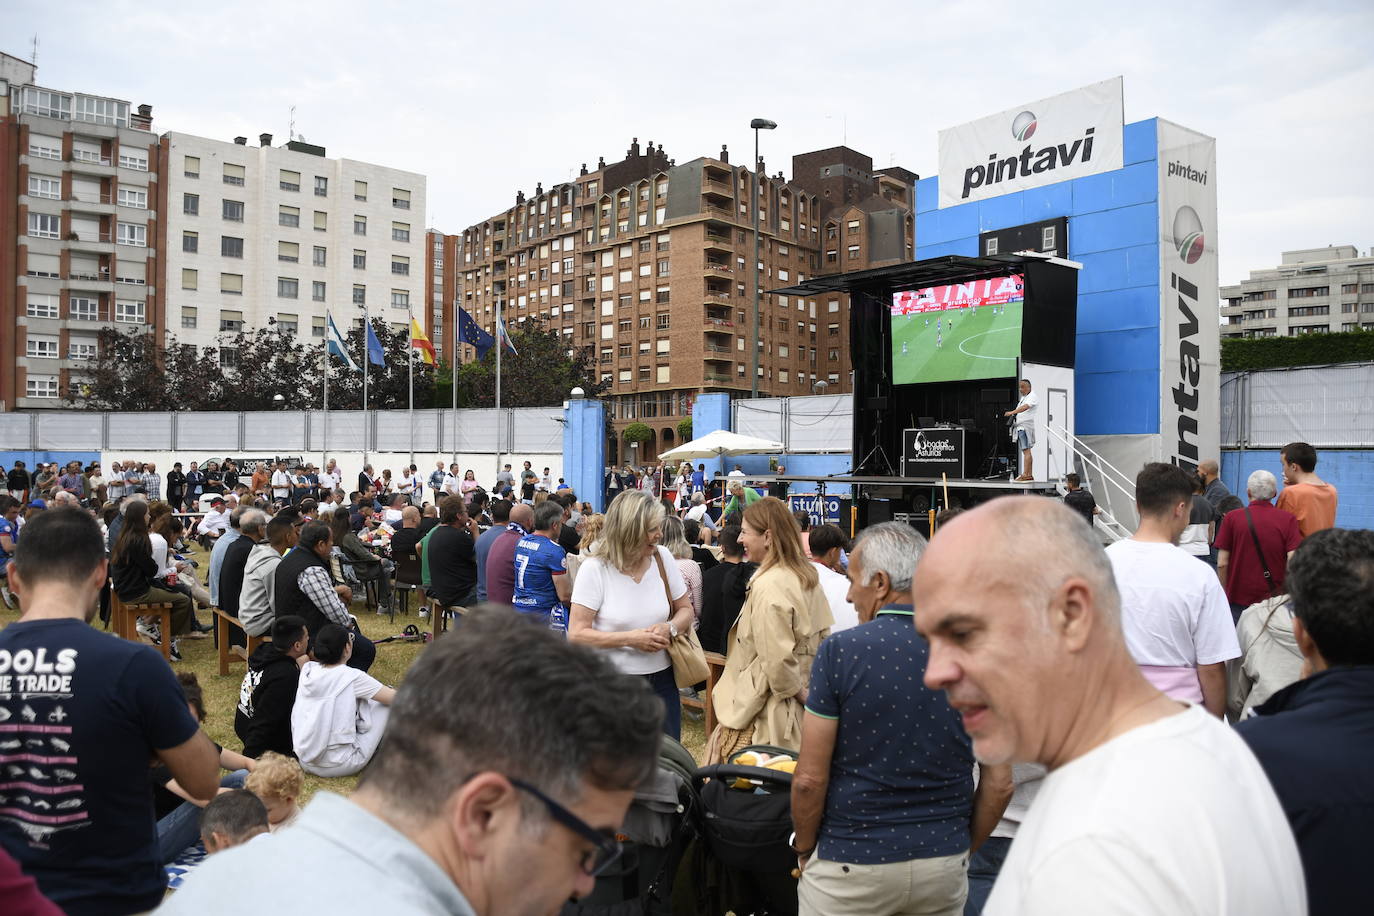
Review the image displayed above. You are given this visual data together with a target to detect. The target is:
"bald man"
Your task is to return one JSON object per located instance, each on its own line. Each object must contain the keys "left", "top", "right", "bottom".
{"left": 485, "top": 502, "right": 534, "bottom": 606}
{"left": 914, "top": 498, "right": 1304, "bottom": 916}
{"left": 389, "top": 505, "right": 424, "bottom": 561}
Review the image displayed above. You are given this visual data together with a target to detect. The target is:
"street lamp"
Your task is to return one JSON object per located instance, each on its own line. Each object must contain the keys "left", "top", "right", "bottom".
{"left": 272, "top": 393, "right": 286, "bottom": 409}
{"left": 750, "top": 117, "right": 777, "bottom": 400}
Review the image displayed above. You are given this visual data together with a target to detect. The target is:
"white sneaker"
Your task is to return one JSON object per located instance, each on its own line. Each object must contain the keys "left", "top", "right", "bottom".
{"left": 136, "top": 617, "right": 162, "bottom": 646}
{"left": 0, "top": 586, "right": 16, "bottom": 609}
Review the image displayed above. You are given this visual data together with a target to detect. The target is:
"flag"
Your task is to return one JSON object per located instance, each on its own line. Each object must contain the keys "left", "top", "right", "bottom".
{"left": 365, "top": 321, "right": 386, "bottom": 367}
{"left": 410, "top": 318, "right": 436, "bottom": 366}
{"left": 326, "top": 312, "right": 359, "bottom": 371}
{"left": 497, "top": 317, "right": 519, "bottom": 356}
{"left": 457, "top": 307, "right": 495, "bottom": 360}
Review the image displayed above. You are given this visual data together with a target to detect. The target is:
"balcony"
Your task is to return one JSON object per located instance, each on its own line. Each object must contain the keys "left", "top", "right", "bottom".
{"left": 703, "top": 262, "right": 733, "bottom": 277}
{"left": 68, "top": 231, "right": 114, "bottom": 254}
{"left": 69, "top": 191, "right": 115, "bottom": 215}
{"left": 704, "top": 343, "right": 732, "bottom": 355}
{"left": 69, "top": 150, "right": 114, "bottom": 175}
{"left": 703, "top": 178, "right": 734, "bottom": 197}
{"left": 704, "top": 315, "right": 734, "bottom": 329}
{"left": 704, "top": 292, "right": 731, "bottom": 304}
{"left": 703, "top": 372, "right": 735, "bottom": 384}
{"left": 703, "top": 204, "right": 734, "bottom": 220}
{"left": 704, "top": 233, "right": 732, "bottom": 253}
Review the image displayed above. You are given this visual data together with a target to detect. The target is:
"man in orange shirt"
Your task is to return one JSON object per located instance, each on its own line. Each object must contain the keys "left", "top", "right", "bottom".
{"left": 1276, "top": 442, "right": 1338, "bottom": 538}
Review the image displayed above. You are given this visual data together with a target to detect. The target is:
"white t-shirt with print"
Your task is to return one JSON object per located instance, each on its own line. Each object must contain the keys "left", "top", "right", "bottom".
{"left": 986, "top": 705, "right": 1305, "bottom": 916}
{"left": 571, "top": 545, "right": 686, "bottom": 676}
{"left": 1106, "top": 538, "right": 1239, "bottom": 668}
{"left": 1015, "top": 391, "right": 1039, "bottom": 430}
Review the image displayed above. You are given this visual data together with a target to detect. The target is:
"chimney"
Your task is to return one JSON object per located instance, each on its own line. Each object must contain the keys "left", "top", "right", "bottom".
{"left": 579, "top": 163, "right": 588, "bottom": 176}
{"left": 130, "top": 104, "right": 154, "bottom": 131}
{"left": 720, "top": 144, "right": 729, "bottom": 164}
{"left": 597, "top": 156, "right": 606, "bottom": 169}
{"left": 516, "top": 190, "right": 525, "bottom": 205}
{"left": 234, "top": 136, "right": 248, "bottom": 145}
{"left": 259, "top": 133, "right": 272, "bottom": 147}
{"left": 629, "top": 137, "right": 640, "bottom": 157}
{"left": 535, "top": 182, "right": 543, "bottom": 196}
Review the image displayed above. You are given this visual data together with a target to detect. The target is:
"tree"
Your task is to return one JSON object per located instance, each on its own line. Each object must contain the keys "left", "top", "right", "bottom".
{"left": 676, "top": 417, "right": 693, "bottom": 441}
{"left": 217, "top": 324, "right": 325, "bottom": 411}
{"left": 73, "top": 328, "right": 224, "bottom": 411}
{"left": 623, "top": 422, "right": 653, "bottom": 444}
{"left": 453, "top": 317, "right": 608, "bottom": 408}
{"left": 319, "top": 318, "right": 436, "bottom": 410}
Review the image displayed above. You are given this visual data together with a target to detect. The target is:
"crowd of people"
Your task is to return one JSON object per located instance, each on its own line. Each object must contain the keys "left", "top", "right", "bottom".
{"left": 0, "top": 439, "right": 1365, "bottom": 916}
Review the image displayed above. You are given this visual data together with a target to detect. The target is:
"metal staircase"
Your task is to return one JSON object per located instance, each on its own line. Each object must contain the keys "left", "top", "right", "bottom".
{"left": 1044, "top": 424, "right": 1136, "bottom": 542}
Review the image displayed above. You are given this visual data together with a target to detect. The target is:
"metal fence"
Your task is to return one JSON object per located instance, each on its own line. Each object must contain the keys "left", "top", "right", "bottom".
{"left": 732, "top": 394, "right": 853, "bottom": 452}
{"left": 0, "top": 407, "right": 566, "bottom": 454}
{"left": 1221, "top": 363, "right": 1374, "bottom": 449}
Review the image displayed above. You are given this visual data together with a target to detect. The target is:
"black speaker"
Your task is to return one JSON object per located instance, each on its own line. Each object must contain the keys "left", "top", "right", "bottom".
{"left": 980, "top": 387, "right": 1010, "bottom": 403}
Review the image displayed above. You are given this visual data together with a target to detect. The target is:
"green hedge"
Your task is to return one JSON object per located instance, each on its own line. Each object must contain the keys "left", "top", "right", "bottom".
{"left": 1221, "top": 329, "right": 1374, "bottom": 372}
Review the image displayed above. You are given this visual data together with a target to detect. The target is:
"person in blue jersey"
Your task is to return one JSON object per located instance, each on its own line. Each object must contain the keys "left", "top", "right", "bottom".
{"left": 513, "top": 501, "right": 572, "bottom": 629}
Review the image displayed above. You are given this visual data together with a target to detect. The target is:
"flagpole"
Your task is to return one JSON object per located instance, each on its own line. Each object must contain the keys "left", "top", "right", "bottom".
{"left": 451, "top": 299, "right": 457, "bottom": 467}
{"left": 408, "top": 306, "right": 415, "bottom": 467}
{"left": 362, "top": 304, "right": 369, "bottom": 466}
{"left": 495, "top": 301, "right": 503, "bottom": 482}
{"left": 322, "top": 339, "right": 329, "bottom": 472}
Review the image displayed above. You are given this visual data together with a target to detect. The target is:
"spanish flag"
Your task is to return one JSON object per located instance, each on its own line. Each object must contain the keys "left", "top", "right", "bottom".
{"left": 410, "top": 318, "right": 436, "bottom": 365}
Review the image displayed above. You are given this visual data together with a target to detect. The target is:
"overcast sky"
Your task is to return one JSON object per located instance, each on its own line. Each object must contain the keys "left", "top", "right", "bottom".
{"left": 10, "top": 0, "right": 1371, "bottom": 286}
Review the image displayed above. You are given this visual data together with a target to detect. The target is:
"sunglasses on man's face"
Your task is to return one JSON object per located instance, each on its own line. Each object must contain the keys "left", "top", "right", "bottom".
{"left": 508, "top": 777, "right": 622, "bottom": 877}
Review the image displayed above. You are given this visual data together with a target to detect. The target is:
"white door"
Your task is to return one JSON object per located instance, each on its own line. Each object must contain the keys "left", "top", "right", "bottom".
{"left": 1046, "top": 388, "right": 1069, "bottom": 481}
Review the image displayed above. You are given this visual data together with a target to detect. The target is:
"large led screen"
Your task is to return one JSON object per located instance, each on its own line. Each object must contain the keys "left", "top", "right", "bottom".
{"left": 890, "top": 274, "right": 1024, "bottom": 385}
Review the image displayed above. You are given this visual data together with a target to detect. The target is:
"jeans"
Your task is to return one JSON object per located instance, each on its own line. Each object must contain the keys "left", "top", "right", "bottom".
{"left": 156, "top": 769, "right": 248, "bottom": 864}
{"left": 643, "top": 666, "right": 680, "bottom": 740}
{"left": 964, "top": 836, "right": 1012, "bottom": 916}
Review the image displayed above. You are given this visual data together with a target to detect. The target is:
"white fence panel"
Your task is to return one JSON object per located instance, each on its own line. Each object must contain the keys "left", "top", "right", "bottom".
{"left": 510, "top": 408, "right": 564, "bottom": 454}
{"left": 1231, "top": 363, "right": 1374, "bottom": 448}
{"left": 315, "top": 411, "right": 367, "bottom": 451}
{"left": 176, "top": 413, "right": 230, "bottom": 450}
{"left": 455, "top": 409, "right": 504, "bottom": 453}
{"left": 35, "top": 413, "right": 102, "bottom": 450}
{"left": 0, "top": 414, "right": 34, "bottom": 449}
{"left": 734, "top": 398, "right": 786, "bottom": 443}
{"left": 108, "top": 413, "right": 172, "bottom": 450}
{"left": 787, "top": 394, "right": 852, "bottom": 452}
{"left": 244, "top": 412, "right": 306, "bottom": 451}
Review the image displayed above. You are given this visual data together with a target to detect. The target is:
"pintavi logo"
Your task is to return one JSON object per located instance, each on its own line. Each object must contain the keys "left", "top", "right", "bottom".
{"left": 1172, "top": 206, "right": 1205, "bottom": 265}
{"left": 1012, "top": 111, "right": 1037, "bottom": 141}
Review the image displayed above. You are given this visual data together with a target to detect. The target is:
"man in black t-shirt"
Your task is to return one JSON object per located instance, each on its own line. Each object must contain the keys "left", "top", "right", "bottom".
{"left": 0, "top": 509, "right": 219, "bottom": 915}
{"left": 1062, "top": 472, "right": 1099, "bottom": 526}
{"left": 520, "top": 460, "right": 537, "bottom": 503}
{"left": 428, "top": 496, "right": 479, "bottom": 607}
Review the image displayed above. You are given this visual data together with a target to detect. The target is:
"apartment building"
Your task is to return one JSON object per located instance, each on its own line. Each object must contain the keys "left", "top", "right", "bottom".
{"left": 426, "top": 228, "right": 458, "bottom": 358}
{"left": 450, "top": 138, "right": 914, "bottom": 458}
{"left": 1221, "top": 245, "right": 1374, "bottom": 339}
{"left": 161, "top": 132, "right": 427, "bottom": 361}
{"left": 0, "top": 52, "right": 161, "bottom": 408}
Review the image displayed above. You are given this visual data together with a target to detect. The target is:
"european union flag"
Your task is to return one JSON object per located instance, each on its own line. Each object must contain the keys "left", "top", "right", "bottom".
{"left": 365, "top": 321, "right": 386, "bottom": 367}
{"left": 458, "top": 307, "right": 495, "bottom": 360}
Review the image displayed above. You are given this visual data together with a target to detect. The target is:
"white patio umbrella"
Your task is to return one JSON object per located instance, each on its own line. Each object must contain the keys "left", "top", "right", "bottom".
{"left": 657, "top": 429, "right": 784, "bottom": 463}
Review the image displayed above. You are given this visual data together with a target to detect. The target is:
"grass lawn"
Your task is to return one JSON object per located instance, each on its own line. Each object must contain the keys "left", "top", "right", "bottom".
{"left": 891, "top": 299, "right": 1023, "bottom": 386}
{"left": 0, "top": 542, "right": 707, "bottom": 804}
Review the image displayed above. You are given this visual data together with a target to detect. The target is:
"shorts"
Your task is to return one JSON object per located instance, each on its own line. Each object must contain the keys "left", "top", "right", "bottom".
{"left": 1016, "top": 426, "right": 1035, "bottom": 450}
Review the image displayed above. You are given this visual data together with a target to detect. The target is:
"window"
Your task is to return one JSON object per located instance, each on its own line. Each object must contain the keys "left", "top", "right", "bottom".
{"left": 27, "top": 213, "right": 60, "bottom": 239}
{"left": 656, "top": 314, "right": 670, "bottom": 329}
{"left": 392, "top": 221, "right": 411, "bottom": 242}
{"left": 117, "top": 188, "right": 147, "bottom": 209}
{"left": 279, "top": 169, "right": 301, "bottom": 192}
{"left": 391, "top": 289, "right": 410, "bottom": 309}
{"left": 27, "top": 177, "right": 60, "bottom": 200}
{"left": 219, "top": 309, "right": 244, "bottom": 332}
{"left": 278, "top": 240, "right": 300, "bottom": 263}
{"left": 312, "top": 245, "right": 327, "bottom": 267}
{"left": 117, "top": 222, "right": 147, "bottom": 247}
{"left": 222, "top": 236, "right": 245, "bottom": 258}
{"left": 222, "top": 199, "right": 244, "bottom": 221}
{"left": 20, "top": 88, "right": 70, "bottom": 119}
{"left": 184, "top": 193, "right": 200, "bottom": 215}
{"left": 847, "top": 245, "right": 860, "bottom": 260}
{"left": 220, "top": 273, "right": 243, "bottom": 295}
{"left": 618, "top": 369, "right": 631, "bottom": 383}
{"left": 354, "top": 180, "right": 367, "bottom": 201}
{"left": 353, "top": 249, "right": 368, "bottom": 269}
{"left": 26, "top": 294, "right": 58, "bottom": 318}
{"left": 638, "top": 316, "right": 651, "bottom": 330}
{"left": 638, "top": 366, "right": 651, "bottom": 381}
{"left": 314, "top": 176, "right": 328, "bottom": 197}
{"left": 70, "top": 297, "right": 98, "bottom": 321}
{"left": 391, "top": 256, "right": 410, "bottom": 276}
{"left": 985, "top": 238, "right": 999, "bottom": 256}
{"left": 277, "top": 313, "right": 299, "bottom": 334}
{"left": 656, "top": 365, "right": 670, "bottom": 383}
{"left": 184, "top": 155, "right": 200, "bottom": 178}
{"left": 115, "top": 300, "right": 145, "bottom": 323}
{"left": 25, "top": 376, "right": 58, "bottom": 399}
{"left": 69, "top": 339, "right": 98, "bottom": 361}
{"left": 657, "top": 258, "right": 670, "bottom": 276}
{"left": 354, "top": 215, "right": 367, "bottom": 235}
{"left": 847, "top": 219, "right": 860, "bottom": 235}
{"left": 279, "top": 205, "right": 300, "bottom": 228}
{"left": 618, "top": 318, "right": 632, "bottom": 333}
{"left": 1041, "top": 226, "right": 1056, "bottom": 251}
{"left": 181, "top": 268, "right": 199, "bottom": 290}
{"left": 74, "top": 95, "right": 128, "bottom": 126}
{"left": 219, "top": 347, "right": 239, "bottom": 368}
{"left": 277, "top": 277, "right": 299, "bottom": 299}
{"left": 1288, "top": 286, "right": 1329, "bottom": 299}
{"left": 180, "top": 306, "right": 198, "bottom": 328}
{"left": 223, "top": 163, "right": 245, "bottom": 186}
{"left": 392, "top": 188, "right": 411, "bottom": 209}
{"left": 26, "top": 336, "right": 59, "bottom": 359}
{"left": 312, "top": 317, "right": 327, "bottom": 338}
{"left": 312, "top": 280, "right": 326, "bottom": 302}
{"left": 118, "top": 149, "right": 149, "bottom": 171}
{"left": 353, "top": 285, "right": 366, "bottom": 306}
{"left": 28, "top": 136, "right": 61, "bottom": 159}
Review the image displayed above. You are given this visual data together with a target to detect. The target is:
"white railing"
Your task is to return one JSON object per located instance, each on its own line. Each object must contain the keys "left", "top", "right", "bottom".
{"left": 1044, "top": 422, "right": 1135, "bottom": 541}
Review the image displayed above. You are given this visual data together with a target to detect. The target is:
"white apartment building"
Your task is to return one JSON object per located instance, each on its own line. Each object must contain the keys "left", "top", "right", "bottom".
{"left": 1221, "top": 245, "right": 1374, "bottom": 338}
{"left": 162, "top": 131, "right": 426, "bottom": 361}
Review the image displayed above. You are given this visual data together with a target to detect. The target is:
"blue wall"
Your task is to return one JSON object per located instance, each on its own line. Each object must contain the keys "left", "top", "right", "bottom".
{"left": 1221, "top": 449, "right": 1374, "bottom": 531}
{"left": 915, "top": 119, "right": 1161, "bottom": 438}
{"left": 0, "top": 451, "right": 102, "bottom": 474}
{"left": 564, "top": 398, "right": 607, "bottom": 512}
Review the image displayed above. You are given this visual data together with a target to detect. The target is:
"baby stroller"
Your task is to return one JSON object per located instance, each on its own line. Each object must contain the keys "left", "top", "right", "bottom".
{"left": 561, "top": 736, "right": 698, "bottom": 916}
{"left": 686, "top": 744, "right": 800, "bottom": 916}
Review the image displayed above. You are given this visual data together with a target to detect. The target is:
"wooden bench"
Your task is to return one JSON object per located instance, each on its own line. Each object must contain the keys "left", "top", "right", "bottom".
{"left": 214, "top": 608, "right": 266, "bottom": 676}
{"left": 681, "top": 650, "right": 728, "bottom": 735}
{"left": 432, "top": 605, "right": 466, "bottom": 639}
{"left": 109, "top": 595, "right": 174, "bottom": 664}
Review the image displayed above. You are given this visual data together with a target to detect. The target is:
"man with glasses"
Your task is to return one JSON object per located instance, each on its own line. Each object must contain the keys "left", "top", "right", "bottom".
{"left": 164, "top": 608, "right": 663, "bottom": 914}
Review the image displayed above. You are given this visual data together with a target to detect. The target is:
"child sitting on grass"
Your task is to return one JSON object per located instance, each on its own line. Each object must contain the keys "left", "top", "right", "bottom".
{"left": 244, "top": 752, "right": 304, "bottom": 833}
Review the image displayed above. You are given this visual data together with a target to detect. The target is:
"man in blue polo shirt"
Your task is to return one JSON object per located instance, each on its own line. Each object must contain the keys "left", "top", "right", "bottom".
{"left": 790, "top": 521, "right": 1012, "bottom": 916}
{"left": 512, "top": 502, "right": 571, "bottom": 630}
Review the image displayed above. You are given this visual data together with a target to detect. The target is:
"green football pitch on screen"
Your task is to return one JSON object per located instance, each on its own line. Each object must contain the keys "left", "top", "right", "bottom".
{"left": 890, "top": 300, "right": 1023, "bottom": 385}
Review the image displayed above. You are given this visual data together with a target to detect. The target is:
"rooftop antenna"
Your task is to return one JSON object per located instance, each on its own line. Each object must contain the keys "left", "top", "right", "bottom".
{"left": 289, "top": 105, "right": 296, "bottom": 142}
{"left": 30, "top": 34, "right": 38, "bottom": 66}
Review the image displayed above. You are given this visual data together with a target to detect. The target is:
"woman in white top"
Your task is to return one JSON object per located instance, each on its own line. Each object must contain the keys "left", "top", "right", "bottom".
{"left": 568, "top": 489, "right": 695, "bottom": 739}
{"left": 291, "top": 624, "right": 396, "bottom": 777}
{"left": 659, "top": 515, "right": 702, "bottom": 626}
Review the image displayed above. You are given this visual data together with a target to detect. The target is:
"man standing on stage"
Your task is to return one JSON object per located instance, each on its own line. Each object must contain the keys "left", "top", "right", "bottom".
{"left": 1004, "top": 379, "right": 1038, "bottom": 482}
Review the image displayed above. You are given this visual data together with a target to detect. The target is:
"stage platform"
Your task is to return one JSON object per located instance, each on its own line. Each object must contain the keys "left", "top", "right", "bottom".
{"left": 774, "top": 474, "right": 1058, "bottom": 493}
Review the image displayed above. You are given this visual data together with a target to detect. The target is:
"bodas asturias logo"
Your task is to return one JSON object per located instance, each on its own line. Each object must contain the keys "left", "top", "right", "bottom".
{"left": 1172, "top": 206, "right": 1205, "bottom": 265}
{"left": 1011, "top": 111, "right": 1037, "bottom": 142}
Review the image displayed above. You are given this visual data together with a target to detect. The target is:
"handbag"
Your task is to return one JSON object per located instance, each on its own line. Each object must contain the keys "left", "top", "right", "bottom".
{"left": 653, "top": 551, "right": 709, "bottom": 688}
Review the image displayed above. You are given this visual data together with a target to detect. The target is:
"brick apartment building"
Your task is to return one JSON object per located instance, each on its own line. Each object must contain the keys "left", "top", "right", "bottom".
{"left": 0, "top": 52, "right": 162, "bottom": 409}
{"left": 447, "top": 138, "right": 915, "bottom": 460}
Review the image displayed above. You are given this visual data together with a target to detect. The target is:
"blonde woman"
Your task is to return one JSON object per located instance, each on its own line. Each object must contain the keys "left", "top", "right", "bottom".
{"left": 565, "top": 513, "right": 605, "bottom": 591}
{"left": 568, "top": 490, "right": 695, "bottom": 739}
{"left": 709, "top": 496, "right": 833, "bottom": 760}
{"left": 660, "top": 515, "right": 703, "bottom": 624}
